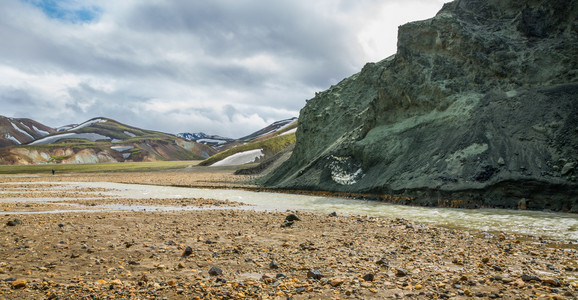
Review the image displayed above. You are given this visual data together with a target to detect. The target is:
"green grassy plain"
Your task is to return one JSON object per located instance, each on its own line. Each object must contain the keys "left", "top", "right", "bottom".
{"left": 0, "top": 161, "right": 200, "bottom": 174}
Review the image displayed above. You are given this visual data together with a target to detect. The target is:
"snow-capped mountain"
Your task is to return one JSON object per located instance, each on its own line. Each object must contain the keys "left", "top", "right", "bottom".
{"left": 176, "top": 132, "right": 234, "bottom": 146}
{"left": 0, "top": 116, "right": 55, "bottom": 147}
{"left": 178, "top": 117, "right": 298, "bottom": 149}
{"left": 0, "top": 117, "right": 216, "bottom": 165}
{"left": 238, "top": 117, "right": 298, "bottom": 141}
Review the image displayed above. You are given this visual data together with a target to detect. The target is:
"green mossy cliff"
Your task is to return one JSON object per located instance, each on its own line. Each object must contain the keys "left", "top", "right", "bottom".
{"left": 261, "top": 0, "right": 578, "bottom": 211}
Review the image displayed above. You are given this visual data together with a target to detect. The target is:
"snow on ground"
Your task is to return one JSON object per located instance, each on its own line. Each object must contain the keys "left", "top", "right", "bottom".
{"left": 110, "top": 146, "right": 134, "bottom": 152}
{"left": 4, "top": 134, "right": 21, "bottom": 145}
{"left": 17, "top": 121, "right": 31, "bottom": 131}
{"left": 30, "top": 133, "right": 111, "bottom": 145}
{"left": 211, "top": 149, "right": 264, "bottom": 167}
{"left": 71, "top": 118, "right": 107, "bottom": 131}
{"left": 197, "top": 138, "right": 228, "bottom": 145}
{"left": 280, "top": 128, "right": 297, "bottom": 136}
{"left": 57, "top": 125, "right": 76, "bottom": 132}
{"left": 11, "top": 122, "right": 34, "bottom": 140}
{"left": 255, "top": 120, "right": 296, "bottom": 138}
{"left": 32, "top": 126, "right": 50, "bottom": 136}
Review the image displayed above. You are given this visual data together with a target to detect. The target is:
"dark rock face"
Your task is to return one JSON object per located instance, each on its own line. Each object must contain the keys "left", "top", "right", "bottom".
{"left": 261, "top": 0, "right": 578, "bottom": 211}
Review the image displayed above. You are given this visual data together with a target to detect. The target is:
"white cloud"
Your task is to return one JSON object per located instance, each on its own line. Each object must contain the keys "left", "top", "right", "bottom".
{"left": 0, "top": 0, "right": 448, "bottom": 137}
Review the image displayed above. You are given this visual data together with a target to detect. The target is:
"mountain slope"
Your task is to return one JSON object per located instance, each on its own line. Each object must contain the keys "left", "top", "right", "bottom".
{"left": 0, "top": 116, "right": 55, "bottom": 147}
{"left": 178, "top": 117, "right": 298, "bottom": 150}
{"left": 0, "top": 117, "right": 216, "bottom": 165}
{"left": 261, "top": 0, "right": 578, "bottom": 211}
{"left": 199, "top": 118, "right": 298, "bottom": 167}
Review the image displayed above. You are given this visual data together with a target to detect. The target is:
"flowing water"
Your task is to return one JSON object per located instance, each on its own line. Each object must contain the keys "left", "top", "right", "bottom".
{"left": 2, "top": 182, "right": 577, "bottom": 242}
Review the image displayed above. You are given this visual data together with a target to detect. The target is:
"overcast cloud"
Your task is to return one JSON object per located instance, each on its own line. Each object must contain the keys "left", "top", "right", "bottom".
{"left": 0, "top": 0, "right": 448, "bottom": 137}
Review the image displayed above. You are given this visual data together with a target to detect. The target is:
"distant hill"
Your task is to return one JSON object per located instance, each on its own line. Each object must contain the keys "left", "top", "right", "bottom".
{"left": 0, "top": 116, "right": 55, "bottom": 147}
{"left": 198, "top": 118, "right": 298, "bottom": 167}
{"left": 176, "top": 132, "right": 234, "bottom": 148}
{"left": 0, "top": 117, "right": 216, "bottom": 165}
{"left": 177, "top": 117, "right": 297, "bottom": 150}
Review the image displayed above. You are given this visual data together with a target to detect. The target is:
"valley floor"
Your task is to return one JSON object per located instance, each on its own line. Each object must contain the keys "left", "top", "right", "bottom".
{"left": 0, "top": 170, "right": 576, "bottom": 299}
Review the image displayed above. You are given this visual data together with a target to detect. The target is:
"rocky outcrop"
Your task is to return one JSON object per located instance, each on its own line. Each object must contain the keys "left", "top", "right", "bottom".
{"left": 261, "top": 0, "right": 578, "bottom": 211}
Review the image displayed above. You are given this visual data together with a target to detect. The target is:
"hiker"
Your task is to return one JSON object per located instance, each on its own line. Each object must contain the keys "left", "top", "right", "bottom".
{"left": 52, "top": 169, "right": 55, "bottom": 175}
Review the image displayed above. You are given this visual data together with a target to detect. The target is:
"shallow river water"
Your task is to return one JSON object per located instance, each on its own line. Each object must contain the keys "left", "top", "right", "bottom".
{"left": 3, "top": 181, "right": 577, "bottom": 242}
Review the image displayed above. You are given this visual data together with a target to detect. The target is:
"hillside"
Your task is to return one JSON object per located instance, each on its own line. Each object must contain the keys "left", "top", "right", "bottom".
{"left": 261, "top": 0, "right": 578, "bottom": 211}
{"left": 0, "top": 116, "right": 55, "bottom": 147}
{"left": 178, "top": 117, "right": 297, "bottom": 151}
{"left": 199, "top": 118, "right": 298, "bottom": 167}
{"left": 0, "top": 117, "right": 216, "bottom": 165}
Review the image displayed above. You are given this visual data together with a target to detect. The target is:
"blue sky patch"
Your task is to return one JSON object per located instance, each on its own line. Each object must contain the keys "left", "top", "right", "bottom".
{"left": 23, "top": 0, "right": 101, "bottom": 23}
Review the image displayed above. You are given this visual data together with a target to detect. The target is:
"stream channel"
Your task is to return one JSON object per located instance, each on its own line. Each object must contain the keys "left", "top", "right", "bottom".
{"left": 2, "top": 182, "right": 577, "bottom": 242}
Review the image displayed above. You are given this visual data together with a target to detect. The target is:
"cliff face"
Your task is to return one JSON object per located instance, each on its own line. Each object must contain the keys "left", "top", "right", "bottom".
{"left": 262, "top": 0, "right": 578, "bottom": 211}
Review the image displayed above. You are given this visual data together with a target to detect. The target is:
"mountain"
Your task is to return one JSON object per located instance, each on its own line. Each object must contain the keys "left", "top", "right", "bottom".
{"left": 0, "top": 117, "right": 216, "bottom": 165}
{"left": 237, "top": 117, "right": 298, "bottom": 142}
{"left": 198, "top": 118, "right": 298, "bottom": 167}
{"left": 177, "top": 117, "right": 298, "bottom": 149}
{"left": 261, "top": 0, "right": 578, "bottom": 212}
{"left": 0, "top": 116, "right": 55, "bottom": 147}
{"left": 176, "top": 132, "right": 234, "bottom": 147}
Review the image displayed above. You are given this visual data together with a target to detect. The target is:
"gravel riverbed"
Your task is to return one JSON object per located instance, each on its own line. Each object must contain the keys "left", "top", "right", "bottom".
{"left": 0, "top": 173, "right": 576, "bottom": 299}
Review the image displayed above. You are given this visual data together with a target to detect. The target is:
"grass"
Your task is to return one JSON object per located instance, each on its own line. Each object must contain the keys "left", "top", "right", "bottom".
{"left": 200, "top": 132, "right": 296, "bottom": 166}
{"left": 0, "top": 161, "right": 201, "bottom": 174}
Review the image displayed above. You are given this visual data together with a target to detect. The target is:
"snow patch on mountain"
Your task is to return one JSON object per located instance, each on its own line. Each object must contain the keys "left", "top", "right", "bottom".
{"left": 280, "top": 128, "right": 297, "bottom": 136}
{"left": 4, "top": 134, "right": 21, "bottom": 145}
{"left": 11, "top": 122, "right": 34, "bottom": 140}
{"left": 32, "top": 126, "right": 50, "bottom": 136}
{"left": 238, "top": 117, "right": 297, "bottom": 140}
{"left": 57, "top": 125, "right": 76, "bottom": 132}
{"left": 72, "top": 118, "right": 107, "bottom": 131}
{"left": 211, "top": 149, "right": 264, "bottom": 167}
{"left": 111, "top": 146, "right": 134, "bottom": 152}
{"left": 197, "top": 138, "right": 228, "bottom": 145}
{"left": 30, "top": 133, "right": 111, "bottom": 145}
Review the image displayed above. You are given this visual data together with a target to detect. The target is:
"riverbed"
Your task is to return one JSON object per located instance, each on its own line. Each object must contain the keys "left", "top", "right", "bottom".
{"left": 2, "top": 181, "right": 577, "bottom": 242}
{"left": 1, "top": 177, "right": 577, "bottom": 299}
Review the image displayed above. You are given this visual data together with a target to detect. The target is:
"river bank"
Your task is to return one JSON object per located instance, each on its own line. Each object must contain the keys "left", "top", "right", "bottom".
{"left": 0, "top": 172, "right": 577, "bottom": 299}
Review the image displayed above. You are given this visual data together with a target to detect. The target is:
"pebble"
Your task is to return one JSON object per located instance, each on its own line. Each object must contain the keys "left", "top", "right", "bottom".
{"left": 521, "top": 274, "right": 541, "bottom": 282}
{"left": 395, "top": 268, "right": 408, "bottom": 277}
{"left": 182, "top": 246, "right": 193, "bottom": 257}
{"left": 269, "top": 261, "right": 280, "bottom": 269}
{"left": 11, "top": 280, "right": 26, "bottom": 289}
{"left": 208, "top": 266, "right": 223, "bottom": 276}
{"left": 363, "top": 273, "right": 374, "bottom": 282}
{"left": 6, "top": 219, "right": 21, "bottom": 226}
{"left": 285, "top": 214, "right": 301, "bottom": 222}
{"left": 307, "top": 269, "right": 324, "bottom": 280}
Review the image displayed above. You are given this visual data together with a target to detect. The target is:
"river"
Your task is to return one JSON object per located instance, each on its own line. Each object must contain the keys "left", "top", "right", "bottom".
{"left": 2, "top": 181, "right": 577, "bottom": 242}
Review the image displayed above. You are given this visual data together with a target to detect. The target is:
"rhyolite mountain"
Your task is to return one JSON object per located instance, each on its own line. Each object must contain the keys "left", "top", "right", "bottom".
{"left": 198, "top": 118, "right": 297, "bottom": 167}
{"left": 176, "top": 132, "right": 234, "bottom": 147}
{"left": 0, "top": 117, "right": 216, "bottom": 164}
{"left": 0, "top": 116, "right": 55, "bottom": 147}
{"left": 178, "top": 117, "right": 297, "bottom": 149}
{"left": 261, "top": 0, "right": 578, "bottom": 211}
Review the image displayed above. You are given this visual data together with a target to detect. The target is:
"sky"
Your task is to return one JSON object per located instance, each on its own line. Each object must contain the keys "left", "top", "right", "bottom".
{"left": 0, "top": 0, "right": 449, "bottom": 138}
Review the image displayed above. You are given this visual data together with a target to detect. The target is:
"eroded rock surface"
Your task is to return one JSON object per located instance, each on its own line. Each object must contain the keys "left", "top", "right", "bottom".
{"left": 262, "top": 0, "right": 578, "bottom": 211}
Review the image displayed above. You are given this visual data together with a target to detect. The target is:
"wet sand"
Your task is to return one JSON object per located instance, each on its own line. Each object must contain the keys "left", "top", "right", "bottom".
{"left": 0, "top": 172, "right": 577, "bottom": 299}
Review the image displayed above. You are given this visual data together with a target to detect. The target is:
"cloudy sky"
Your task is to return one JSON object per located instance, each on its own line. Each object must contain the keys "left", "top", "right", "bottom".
{"left": 1, "top": 0, "right": 448, "bottom": 138}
